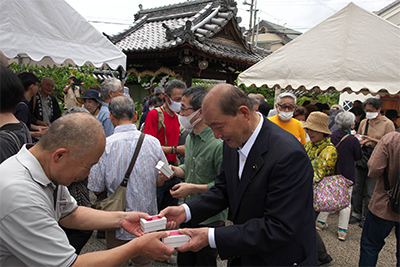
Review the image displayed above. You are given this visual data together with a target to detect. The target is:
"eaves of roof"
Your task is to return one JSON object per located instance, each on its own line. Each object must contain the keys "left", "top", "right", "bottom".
{"left": 112, "top": 0, "right": 262, "bottom": 63}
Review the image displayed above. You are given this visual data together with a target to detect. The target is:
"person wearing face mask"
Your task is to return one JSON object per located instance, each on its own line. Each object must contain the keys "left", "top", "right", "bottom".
{"left": 350, "top": 98, "right": 395, "bottom": 228}
{"left": 144, "top": 80, "right": 187, "bottom": 212}
{"left": 268, "top": 92, "right": 307, "bottom": 145}
{"left": 159, "top": 86, "right": 227, "bottom": 267}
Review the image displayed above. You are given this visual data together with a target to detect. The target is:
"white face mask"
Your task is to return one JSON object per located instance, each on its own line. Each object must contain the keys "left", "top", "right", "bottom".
{"left": 149, "top": 107, "right": 154, "bottom": 111}
{"left": 178, "top": 109, "right": 201, "bottom": 130}
{"left": 278, "top": 111, "right": 294, "bottom": 121}
{"left": 167, "top": 97, "right": 181, "bottom": 113}
{"left": 366, "top": 112, "right": 378, "bottom": 120}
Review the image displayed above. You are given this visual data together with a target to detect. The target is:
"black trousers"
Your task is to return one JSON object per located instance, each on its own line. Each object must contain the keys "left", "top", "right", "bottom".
{"left": 62, "top": 226, "right": 93, "bottom": 254}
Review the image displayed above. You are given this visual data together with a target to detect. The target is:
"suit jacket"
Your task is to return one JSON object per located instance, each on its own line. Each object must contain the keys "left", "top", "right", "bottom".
{"left": 187, "top": 117, "right": 317, "bottom": 266}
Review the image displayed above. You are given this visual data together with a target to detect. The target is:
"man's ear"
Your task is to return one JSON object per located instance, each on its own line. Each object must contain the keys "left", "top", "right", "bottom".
{"left": 133, "top": 111, "right": 138, "bottom": 123}
{"left": 238, "top": 105, "right": 250, "bottom": 121}
{"left": 109, "top": 112, "right": 116, "bottom": 126}
{"left": 52, "top": 148, "right": 69, "bottom": 163}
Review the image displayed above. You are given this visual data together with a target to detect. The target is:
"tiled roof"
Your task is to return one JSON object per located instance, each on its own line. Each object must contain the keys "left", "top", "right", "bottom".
{"left": 375, "top": 0, "right": 400, "bottom": 15}
{"left": 254, "top": 20, "right": 302, "bottom": 43}
{"left": 111, "top": 0, "right": 263, "bottom": 63}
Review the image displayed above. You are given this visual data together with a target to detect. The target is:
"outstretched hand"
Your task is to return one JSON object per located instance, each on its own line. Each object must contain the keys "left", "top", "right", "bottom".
{"left": 135, "top": 231, "right": 175, "bottom": 261}
{"left": 121, "top": 212, "right": 151, "bottom": 237}
{"left": 159, "top": 206, "right": 187, "bottom": 227}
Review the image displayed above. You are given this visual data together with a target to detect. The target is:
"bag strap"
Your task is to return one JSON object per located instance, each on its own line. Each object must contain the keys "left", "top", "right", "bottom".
{"left": 363, "top": 119, "right": 370, "bottom": 135}
{"left": 155, "top": 107, "right": 167, "bottom": 146}
{"left": 120, "top": 133, "right": 145, "bottom": 187}
{"left": 335, "top": 134, "right": 350, "bottom": 149}
{"left": 383, "top": 166, "right": 400, "bottom": 195}
{"left": 0, "top": 130, "right": 23, "bottom": 151}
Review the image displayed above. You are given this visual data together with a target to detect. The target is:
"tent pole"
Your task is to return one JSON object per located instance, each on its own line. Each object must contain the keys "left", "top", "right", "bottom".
{"left": 274, "top": 85, "right": 281, "bottom": 105}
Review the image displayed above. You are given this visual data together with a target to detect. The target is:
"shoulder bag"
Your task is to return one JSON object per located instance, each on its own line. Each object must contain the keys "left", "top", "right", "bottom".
{"left": 93, "top": 133, "right": 145, "bottom": 215}
{"left": 355, "top": 120, "right": 374, "bottom": 171}
{"left": 313, "top": 135, "right": 354, "bottom": 212}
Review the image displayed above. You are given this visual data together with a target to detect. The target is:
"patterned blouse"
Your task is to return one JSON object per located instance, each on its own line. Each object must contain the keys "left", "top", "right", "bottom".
{"left": 304, "top": 138, "right": 338, "bottom": 184}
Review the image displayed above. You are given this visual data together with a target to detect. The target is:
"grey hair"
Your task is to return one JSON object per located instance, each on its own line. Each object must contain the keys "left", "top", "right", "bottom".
{"left": 249, "top": 97, "right": 260, "bottom": 106}
{"left": 276, "top": 92, "right": 297, "bottom": 104}
{"left": 164, "top": 80, "right": 187, "bottom": 96}
{"left": 64, "top": 106, "right": 90, "bottom": 115}
{"left": 37, "top": 113, "right": 105, "bottom": 158}
{"left": 335, "top": 111, "right": 356, "bottom": 131}
{"left": 101, "top": 77, "right": 122, "bottom": 100}
{"left": 109, "top": 96, "right": 136, "bottom": 121}
{"left": 182, "top": 86, "right": 209, "bottom": 110}
{"left": 41, "top": 77, "right": 54, "bottom": 83}
{"left": 363, "top": 98, "right": 382, "bottom": 110}
{"left": 154, "top": 86, "right": 165, "bottom": 95}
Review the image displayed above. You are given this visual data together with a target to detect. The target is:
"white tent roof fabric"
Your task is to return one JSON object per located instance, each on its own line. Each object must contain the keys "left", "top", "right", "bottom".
{"left": 238, "top": 2, "right": 400, "bottom": 95}
{"left": 0, "top": 0, "right": 126, "bottom": 70}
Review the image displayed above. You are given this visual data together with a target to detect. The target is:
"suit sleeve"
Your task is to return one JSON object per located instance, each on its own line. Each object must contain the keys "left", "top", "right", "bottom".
{"left": 208, "top": 149, "right": 314, "bottom": 259}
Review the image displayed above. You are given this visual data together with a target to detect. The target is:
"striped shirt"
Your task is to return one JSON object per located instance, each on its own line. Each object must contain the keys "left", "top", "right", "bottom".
{"left": 88, "top": 124, "right": 168, "bottom": 240}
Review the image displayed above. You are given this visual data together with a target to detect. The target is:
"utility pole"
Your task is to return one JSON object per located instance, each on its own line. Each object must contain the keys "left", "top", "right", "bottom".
{"left": 251, "top": 0, "right": 258, "bottom": 48}
{"left": 244, "top": 0, "right": 257, "bottom": 49}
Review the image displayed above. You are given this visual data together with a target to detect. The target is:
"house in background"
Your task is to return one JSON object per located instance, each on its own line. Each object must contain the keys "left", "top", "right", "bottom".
{"left": 246, "top": 20, "right": 302, "bottom": 51}
{"left": 375, "top": 0, "right": 400, "bottom": 26}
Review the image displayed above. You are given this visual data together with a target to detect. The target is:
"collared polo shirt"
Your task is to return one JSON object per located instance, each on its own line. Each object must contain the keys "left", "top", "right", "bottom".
{"left": 0, "top": 145, "right": 78, "bottom": 267}
{"left": 180, "top": 126, "right": 227, "bottom": 226}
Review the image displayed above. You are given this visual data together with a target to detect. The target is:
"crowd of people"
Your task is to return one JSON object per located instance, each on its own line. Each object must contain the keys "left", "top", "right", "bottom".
{"left": 0, "top": 64, "right": 399, "bottom": 267}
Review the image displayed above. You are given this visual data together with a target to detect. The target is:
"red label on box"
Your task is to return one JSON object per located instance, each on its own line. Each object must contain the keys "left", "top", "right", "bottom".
{"left": 169, "top": 230, "right": 182, "bottom": 236}
{"left": 146, "top": 215, "right": 162, "bottom": 221}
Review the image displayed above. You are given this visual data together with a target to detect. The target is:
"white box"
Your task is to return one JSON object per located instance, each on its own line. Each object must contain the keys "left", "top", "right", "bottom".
{"left": 140, "top": 215, "right": 167, "bottom": 233}
{"left": 162, "top": 230, "right": 190, "bottom": 248}
{"left": 156, "top": 161, "right": 174, "bottom": 178}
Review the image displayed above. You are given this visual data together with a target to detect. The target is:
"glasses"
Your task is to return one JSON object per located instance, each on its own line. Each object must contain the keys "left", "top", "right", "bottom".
{"left": 180, "top": 106, "right": 196, "bottom": 112}
{"left": 277, "top": 104, "right": 295, "bottom": 111}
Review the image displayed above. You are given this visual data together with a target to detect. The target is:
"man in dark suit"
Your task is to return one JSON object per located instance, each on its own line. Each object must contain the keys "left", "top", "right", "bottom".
{"left": 160, "top": 84, "right": 317, "bottom": 266}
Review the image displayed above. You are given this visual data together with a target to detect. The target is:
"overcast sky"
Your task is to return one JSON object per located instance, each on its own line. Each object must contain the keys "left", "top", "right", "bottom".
{"left": 65, "top": 0, "right": 394, "bottom": 35}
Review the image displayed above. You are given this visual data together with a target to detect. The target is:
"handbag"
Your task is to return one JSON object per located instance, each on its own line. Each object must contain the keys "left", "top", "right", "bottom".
{"left": 383, "top": 167, "right": 400, "bottom": 214}
{"left": 93, "top": 133, "right": 145, "bottom": 215}
{"left": 313, "top": 175, "right": 353, "bottom": 212}
{"left": 355, "top": 120, "right": 374, "bottom": 170}
{"left": 313, "top": 134, "right": 353, "bottom": 212}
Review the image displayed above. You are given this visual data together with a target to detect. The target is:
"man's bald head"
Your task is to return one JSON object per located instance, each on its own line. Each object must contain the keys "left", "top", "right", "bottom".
{"left": 37, "top": 113, "right": 106, "bottom": 158}
{"left": 203, "top": 84, "right": 254, "bottom": 116}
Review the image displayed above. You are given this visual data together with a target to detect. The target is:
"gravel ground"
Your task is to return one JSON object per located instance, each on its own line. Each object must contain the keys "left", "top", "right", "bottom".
{"left": 80, "top": 212, "right": 397, "bottom": 266}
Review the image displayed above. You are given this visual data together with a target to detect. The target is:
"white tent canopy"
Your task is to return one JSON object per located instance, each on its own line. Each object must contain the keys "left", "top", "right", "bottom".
{"left": 0, "top": 0, "right": 126, "bottom": 70}
{"left": 238, "top": 2, "right": 400, "bottom": 95}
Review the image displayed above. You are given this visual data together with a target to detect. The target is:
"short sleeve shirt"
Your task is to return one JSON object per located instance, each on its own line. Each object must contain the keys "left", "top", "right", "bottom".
{"left": 0, "top": 146, "right": 78, "bottom": 267}
{"left": 269, "top": 115, "right": 307, "bottom": 145}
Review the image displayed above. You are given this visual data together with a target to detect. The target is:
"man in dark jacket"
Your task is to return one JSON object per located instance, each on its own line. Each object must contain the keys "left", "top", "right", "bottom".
{"left": 160, "top": 84, "right": 317, "bottom": 266}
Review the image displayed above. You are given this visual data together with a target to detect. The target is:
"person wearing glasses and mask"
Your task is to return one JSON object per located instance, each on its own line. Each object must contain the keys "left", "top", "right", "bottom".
{"left": 268, "top": 92, "right": 306, "bottom": 145}
{"left": 160, "top": 86, "right": 227, "bottom": 267}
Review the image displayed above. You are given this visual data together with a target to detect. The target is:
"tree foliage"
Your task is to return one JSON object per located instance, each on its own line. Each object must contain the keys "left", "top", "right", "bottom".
{"left": 8, "top": 63, "right": 101, "bottom": 104}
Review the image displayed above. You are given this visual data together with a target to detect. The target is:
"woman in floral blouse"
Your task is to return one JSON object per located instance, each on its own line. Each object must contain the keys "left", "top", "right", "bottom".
{"left": 301, "top": 111, "right": 337, "bottom": 266}
{"left": 302, "top": 112, "right": 338, "bottom": 184}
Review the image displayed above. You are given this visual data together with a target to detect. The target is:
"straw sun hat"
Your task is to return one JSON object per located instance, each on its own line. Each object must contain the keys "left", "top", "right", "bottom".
{"left": 301, "top": 111, "right": 332, "bottom": 135}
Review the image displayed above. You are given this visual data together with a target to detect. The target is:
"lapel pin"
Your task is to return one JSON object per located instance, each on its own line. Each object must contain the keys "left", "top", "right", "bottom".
{"left": 253, "top": 165, "right": 257, "bottom": 169}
